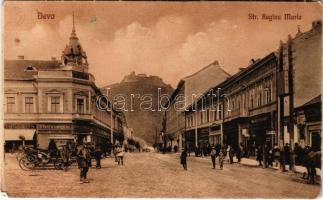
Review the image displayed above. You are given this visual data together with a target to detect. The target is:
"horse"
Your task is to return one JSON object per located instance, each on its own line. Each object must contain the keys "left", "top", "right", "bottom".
{"left": 301, "top": 146, "right": 321, "bottom": 184}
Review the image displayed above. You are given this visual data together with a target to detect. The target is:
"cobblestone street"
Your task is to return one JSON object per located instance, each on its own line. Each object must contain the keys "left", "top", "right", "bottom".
{"left": 3, "top": 152, "right": 320, "bottom": 198}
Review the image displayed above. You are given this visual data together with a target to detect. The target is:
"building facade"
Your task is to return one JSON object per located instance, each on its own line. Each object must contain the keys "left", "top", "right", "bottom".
{"left": 221, "top": 53, "right": 278, "bottom": 150}
{"left": 162, "top": 61, "right": 230, "bottom": 152}
{"left": 161, "top": 80, "right": 185, "bottom": 151}
{"left": 4, "top": 18, "right": 122, "bottom": 151}
{"left": 277, "top": 20, "right": 322, "bottom": 149}
{"left": 180, "top": 21, "right": 321, "bottom": 154}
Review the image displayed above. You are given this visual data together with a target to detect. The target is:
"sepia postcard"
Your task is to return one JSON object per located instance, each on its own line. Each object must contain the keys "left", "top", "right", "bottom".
{"left": 1, "top": 1, "right": 322, "bottom": 198}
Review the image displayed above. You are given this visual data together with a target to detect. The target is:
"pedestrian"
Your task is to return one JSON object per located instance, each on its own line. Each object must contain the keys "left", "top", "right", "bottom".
{"left": 48, "top": 139, "right": 58, "bottom": 158}
{"left": 284, "top": 143, "right": 291, "bottom": 167}
{"left": 116, "top": 144, "right": 125, "bottom": 165}
{"left": 210, "top": 146, "right": 217, "bottom": 169}
{"left": 94, "top": 145, "right": 102, "bottom": 168}
{"left": 215, "top": 143, "right": 221, "bottom": 157}
{"left": 180, "top": 148, "right": 187, "bottom": 170}
{"left": 294, "top": 143, "right": 301, "bottom": 165}
{"left": 257, "top": 145, "right": 263, "bottom": 166}
{"left": 60, "top": 145, "right": 70, "bottom": 171}
{"left": 273, "top": 145, "right": 280, "bottom": 168}
{"left": 229, "top": 145, "right": 234, "bottom": 164}
{"left": 264, "top": 144, "right": 269, "bottom": 168}
{"left": 219, "top": 148, "right": 225, "bottom": 170}
{"left": 77, "top": 144, "right": 91, "bottom": 184}
{"left": 236, "top": 144, "right": 242, "bottom": 162}
{"left": 267, "top": 146, "right": 273, "bottom": 167}
{"left": 113, "top": 145, "right": 118, "bottom": 162}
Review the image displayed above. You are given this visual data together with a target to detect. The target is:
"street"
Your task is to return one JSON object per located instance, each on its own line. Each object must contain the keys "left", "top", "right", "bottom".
{"left": 3, "top": 152, "right": 320, "bottom": 198}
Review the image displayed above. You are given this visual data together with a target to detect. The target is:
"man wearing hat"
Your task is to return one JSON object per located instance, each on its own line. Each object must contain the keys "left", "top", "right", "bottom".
{"left": 211, "top": 146, "right": 217, "bottom": 169}
{"left": 77, "top": 143, "right": 91, "bottom": 184}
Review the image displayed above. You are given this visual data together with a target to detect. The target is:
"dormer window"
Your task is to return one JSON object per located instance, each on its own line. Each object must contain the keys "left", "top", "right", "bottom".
{"left": 24, "top": 66, "right": 37, "bottom": 72}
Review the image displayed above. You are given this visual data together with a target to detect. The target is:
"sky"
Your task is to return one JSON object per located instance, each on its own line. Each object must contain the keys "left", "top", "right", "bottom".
{"left": 4, "top": 2, "right": 322, "bottom": 87}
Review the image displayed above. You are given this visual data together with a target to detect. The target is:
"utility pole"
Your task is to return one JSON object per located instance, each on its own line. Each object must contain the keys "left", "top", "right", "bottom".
{"left": 194, "top": 100, "right": 198, "bottom": 155}
{"left": 287, "top": 35, "right": 295, "bottom": 171}
{"left": 278, "top": 41, "right": 286, "bottom": 172}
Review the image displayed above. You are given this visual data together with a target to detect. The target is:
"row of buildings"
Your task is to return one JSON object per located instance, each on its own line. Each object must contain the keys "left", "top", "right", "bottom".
{"left": 3, "top": 16, "right": 131, "bottom": 151}
{"left": 161, "top": 20, "right": 322, "bottom": 153}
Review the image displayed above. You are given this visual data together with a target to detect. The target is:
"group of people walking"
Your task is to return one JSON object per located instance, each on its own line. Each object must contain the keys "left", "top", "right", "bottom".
{"left": 47, "top": 140, "right": 126, "bottom": 184}
{"left": 180, "top": 142, "right": 321, "bottom": 184}
{"left": 180, "top": 144, "right": 237, "bottom": 171}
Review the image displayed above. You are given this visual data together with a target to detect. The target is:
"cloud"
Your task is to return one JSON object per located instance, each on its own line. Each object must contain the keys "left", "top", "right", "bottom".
{"left": 4, "top": 14, "right": 308, "bottom": 88}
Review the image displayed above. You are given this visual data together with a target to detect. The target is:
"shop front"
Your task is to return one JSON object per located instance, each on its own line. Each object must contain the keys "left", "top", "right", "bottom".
{"left": 249, "top": 113, "right": 274, "bottom": 148}
{"left": 209, "top": 124, "right": 222, "bottom": 146}
{"left": 4, "top": 123, "right": 37, "bottom": 152}
{"left": 223, "top": 120, "right": 239, "bottom": 148}
{"left": 73, "top": 120, "right": 110, "bottom": 146}
{"left": 37, "top": 123, "right": 74, "bottom": 149}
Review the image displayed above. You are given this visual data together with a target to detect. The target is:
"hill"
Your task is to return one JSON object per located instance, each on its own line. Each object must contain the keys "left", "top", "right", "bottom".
{"left": 102, "top": 72, "right": 174, "bottom": 145}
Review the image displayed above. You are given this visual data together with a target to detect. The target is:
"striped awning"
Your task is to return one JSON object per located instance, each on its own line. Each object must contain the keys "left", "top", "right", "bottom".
{"left": 4, "top": 129, "right": 36, "bottom": 141}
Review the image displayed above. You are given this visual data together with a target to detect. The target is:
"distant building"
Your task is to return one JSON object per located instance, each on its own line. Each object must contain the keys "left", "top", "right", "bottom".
{"left": 4, "top": 16, "right": 122, "bottom": 151}
{"left": 295, "top": 95, "right": 321, "bottom": 151}
{"left": 184, "top": 53, "right": 277, "bottom": 152}
{"left": 162, "top": 60, "right": 230, "bottom": 151}
{"left": 278, "top": 20, "right": 322, "bottom": 148}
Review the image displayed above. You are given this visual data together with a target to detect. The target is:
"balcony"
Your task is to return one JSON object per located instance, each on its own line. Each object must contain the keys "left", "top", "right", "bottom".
{"left": 224, "top": 110, "right": 249, "bottom": 121}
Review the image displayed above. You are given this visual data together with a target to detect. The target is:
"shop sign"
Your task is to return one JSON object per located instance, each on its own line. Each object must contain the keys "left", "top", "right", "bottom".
{"left": 4, "top": 123, "right": 36, "bottom": 129}
{"left": 37, "top": 124, "right": 72, "bottom": 130}
{"left": 242, "top": 129, "right": 250, "bottom": 137}
{"left": 251, "top": 116, "right": 269, "bottom": 124}
{"left": 266, "top": 130, "right": 276, "bottom": 135}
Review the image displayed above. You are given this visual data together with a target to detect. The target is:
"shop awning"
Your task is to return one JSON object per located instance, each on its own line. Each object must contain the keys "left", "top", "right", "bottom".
{"left": 4, "top": 129, "right": 36, "bottom": 141}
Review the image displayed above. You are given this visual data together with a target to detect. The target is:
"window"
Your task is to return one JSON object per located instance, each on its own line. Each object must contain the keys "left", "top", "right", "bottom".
{"left": 266, "top": 83, "right": 272, "bottom": 103}
{"left": 25, "top": 97, "right": 34, "bottom": 113}
{"left": 200, "top": 112, "right": 203, "bottom": 124}
{"left": 50, "top": 96, "right": 60, "bottom": 113}
{"left": 7, "top": 97, "right": 15, "bottom": 113}
{"left": 187, "top": 116, "right": 191, "bottom": 128}
{"left": 191, "top": 116, "right": 194, "bottom": 127}
{"left": 207, "top": 109, "right": 210, "bottom": 122}
{"left": 77, "top": 98, "right": 85, "bottom": 113}
{"left": 218, "top": 104, "right": 222, "bottom": 120}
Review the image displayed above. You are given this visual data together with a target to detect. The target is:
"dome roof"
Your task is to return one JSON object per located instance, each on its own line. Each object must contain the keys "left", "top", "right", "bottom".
{"left": 61, "top": 13, "right": 88, "bottom": 66}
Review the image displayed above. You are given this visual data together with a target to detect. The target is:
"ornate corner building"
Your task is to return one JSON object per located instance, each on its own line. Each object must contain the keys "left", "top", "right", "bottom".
{"left": 4, "top": 16, "right": 124, "bottom": 150}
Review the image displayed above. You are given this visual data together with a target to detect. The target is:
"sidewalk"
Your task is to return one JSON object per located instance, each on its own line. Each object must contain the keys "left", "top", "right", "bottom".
{"left": 240, "top": 157, "right": 321, "bottom": 176}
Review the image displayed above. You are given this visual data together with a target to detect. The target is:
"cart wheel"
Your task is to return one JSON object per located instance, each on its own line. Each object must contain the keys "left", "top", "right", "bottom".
{"left": 19, "top": 156, "right": 35, "bottom": 171}
{"left": 54, "top": 160, "right": 63, "bottom": 170}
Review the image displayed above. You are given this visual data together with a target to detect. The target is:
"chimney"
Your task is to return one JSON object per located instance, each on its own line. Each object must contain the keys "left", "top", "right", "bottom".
{"left": 249, "top": 59, "right": 255, "bottom": 65}
{"left": 213, "top": 60, "right": 219, "bottom": 65}
{"left": 312, "top": 20, "right": 322, "bottom": 30}
{"left": 18, "top": 55, "right": 24, "bottom": 60}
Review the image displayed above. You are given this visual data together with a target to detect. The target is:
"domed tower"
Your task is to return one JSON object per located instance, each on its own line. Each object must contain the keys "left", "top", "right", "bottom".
{"left": 61, "top": 13, "right": 88, "bottom": 72}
